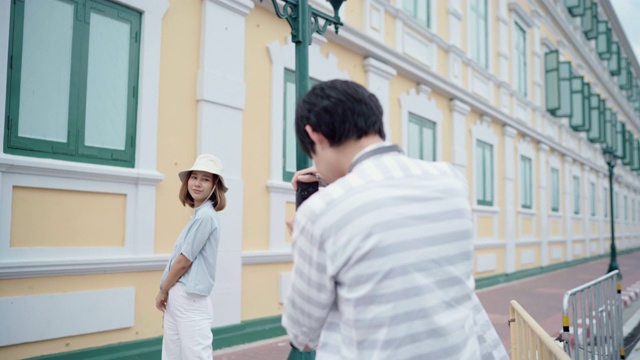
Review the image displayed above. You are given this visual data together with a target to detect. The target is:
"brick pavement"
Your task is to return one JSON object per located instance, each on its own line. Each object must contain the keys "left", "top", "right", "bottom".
{"left": 213, "top": 250, "right": 640, "bottom": 359}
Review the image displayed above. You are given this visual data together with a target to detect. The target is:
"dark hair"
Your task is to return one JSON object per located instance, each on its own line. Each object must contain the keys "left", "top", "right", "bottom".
{"left": 294, "top": 79, "right": 385, "bottom": 156}
{"left": 178, "top": 172, "right": 227, "bottom": 211}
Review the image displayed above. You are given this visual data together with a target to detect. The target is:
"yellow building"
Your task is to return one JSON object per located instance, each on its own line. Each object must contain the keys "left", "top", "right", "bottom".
{"left": 0, "top": 0, "right": 639, "bottom": 358}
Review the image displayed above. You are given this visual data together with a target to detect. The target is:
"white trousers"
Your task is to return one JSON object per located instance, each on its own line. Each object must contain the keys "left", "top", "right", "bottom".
{"left": 162, "top": 283, "right": 213, "bottom": 360}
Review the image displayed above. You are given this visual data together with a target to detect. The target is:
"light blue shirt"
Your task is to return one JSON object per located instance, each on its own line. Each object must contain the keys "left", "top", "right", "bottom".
{"left": 160, "top": 200, "right": 220, "bottom": 296}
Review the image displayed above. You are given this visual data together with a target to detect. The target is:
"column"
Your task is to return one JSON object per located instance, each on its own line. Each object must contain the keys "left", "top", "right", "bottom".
{"left": 598, "top": 172, "right": 605, "bottom": 254}
{"left": 504, "top": 125, "right": 518, "bottom": 273}
{"left": 447, "top": 0, "right": 464, "bottom": 86}
{"left": 538, "top": 143, "right": 549, "bottom": 266}
{"left": 532, "top": 10, "right": 543, "bottom": 107}
{"left": 364, "top": 57, "right": 397, "bottom": 140}
{"left": 450, "top": 100, "right": 471, "bottom": 174}
{"left": 564, "top": 156, "right": 573, "bottom": 261}
{"left": 196, "top": 0, "right": 254, "bottom": 327}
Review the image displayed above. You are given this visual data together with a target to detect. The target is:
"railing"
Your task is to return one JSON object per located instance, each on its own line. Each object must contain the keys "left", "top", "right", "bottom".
{"left": 510, "top": 300, "right": 571, "bottom": 359}
{"left": 561, "top": 270, "right": 624, "bottom": 359}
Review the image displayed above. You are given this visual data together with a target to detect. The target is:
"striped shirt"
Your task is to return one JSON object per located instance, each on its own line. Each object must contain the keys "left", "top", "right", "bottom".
{"left": 283, "top": 145, "right": 507, "bottom": 359}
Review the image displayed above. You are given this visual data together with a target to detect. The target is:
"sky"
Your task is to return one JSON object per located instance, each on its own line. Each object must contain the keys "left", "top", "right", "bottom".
{"left": 609, "top": 0, "right": 640, "bottom": 64}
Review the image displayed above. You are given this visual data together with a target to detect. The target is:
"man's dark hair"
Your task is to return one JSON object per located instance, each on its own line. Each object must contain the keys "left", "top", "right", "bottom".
{"left": 295, "top": 79, "right": 385, "bottom": 156}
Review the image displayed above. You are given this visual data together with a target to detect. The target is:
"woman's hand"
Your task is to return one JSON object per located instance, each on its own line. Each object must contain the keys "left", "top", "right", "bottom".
{"left": 156, "top": 289, "right": 168, "bottom": 312}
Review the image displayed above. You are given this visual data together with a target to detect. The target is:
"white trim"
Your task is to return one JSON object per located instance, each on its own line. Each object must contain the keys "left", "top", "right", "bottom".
{"left": 267, "top": 38, "right": 348, "bottom": 251}
{"left": 520, "top": 249, "right": 536, "bottom": 265}
{"left": 0, "top": 0, "right": 168, "bottom": 274}
{"left": 0, "top": 287, "right": 135, "bottom": 346}
{"left": 363, "top": 0, "right": 385, "bottom": 43}
{"left": 509, "top": 2, "right": 534, "bottom": 29}
{"left": 0, "top": 255, "right": 167, "bottom": 279}
{"left": 400, "top": 86, "right": 444, "bottom": 161}
{"left": 551, "top": 247, "right": 563, "bottom": 260}
{"left": 242, "top": 250, "right": 292, "bottom": 265}
{"left": 475, "top": 253, "right": 498, "bottom": 273}
{"left": 474, "top": 240, "right": 506, "bottom": 249}
{"left": 364, "top": 57, "right": 397, "bottom": 140}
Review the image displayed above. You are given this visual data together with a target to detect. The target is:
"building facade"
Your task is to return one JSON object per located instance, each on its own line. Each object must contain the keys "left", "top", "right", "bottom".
{"left": 0, "top": 0, "right": 639, "bottom": 358}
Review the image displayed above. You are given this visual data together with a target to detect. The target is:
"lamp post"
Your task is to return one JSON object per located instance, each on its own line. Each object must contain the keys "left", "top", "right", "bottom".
{"left": 260, "top": 0, "right": 346, "bottom": 170}
{"left": 602, "top": 147, "right": 620, "bottom": 276}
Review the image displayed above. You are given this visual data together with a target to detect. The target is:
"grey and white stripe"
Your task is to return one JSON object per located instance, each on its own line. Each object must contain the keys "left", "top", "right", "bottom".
{"left": 283, "top": 150, "right": 508, "bottom": 360}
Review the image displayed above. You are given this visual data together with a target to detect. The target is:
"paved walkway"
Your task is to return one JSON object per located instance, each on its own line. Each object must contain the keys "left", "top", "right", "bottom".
{"left": 213, "top": 251, "right": 640, "bottom": 359}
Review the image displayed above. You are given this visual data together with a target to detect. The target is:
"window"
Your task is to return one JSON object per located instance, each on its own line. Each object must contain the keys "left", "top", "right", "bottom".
{"left": 403, "top": 0, "right": 430, "bottom": 29}
{"left": 520, "top": 155, "right": 532, "bottom": 209}
{"left": 408, "top": 113, "right": 436, "bottom": 161}
{"left": 604, "top": 186, "right": 609, "bottom": 218}
{"left": 573, "top": 176, "right": 580, "bottom": 215}
{"left": 476, "top": 140, "right": 493, "bottom": 206}
{"left": 469, "top": 0, "right": 488, "bottom": 69}
{"left": 283, "top": 70, "right": 319, "bottom": 181}
{"left": 550, "top": 168, "right": 560, "bottom": 212}
{"left": 590, "top": 182, "right": 596, "bottom": 217}
{"left": 5, "top": 0, "right": 141, "bottom": 167}
{"left": 513, "top": 22, "right": 527, "bottom": 96}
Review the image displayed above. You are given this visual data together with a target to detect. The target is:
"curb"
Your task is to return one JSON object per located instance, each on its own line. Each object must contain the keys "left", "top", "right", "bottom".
{"left": 623, "top": 281, "right": 640, "bottom": 308}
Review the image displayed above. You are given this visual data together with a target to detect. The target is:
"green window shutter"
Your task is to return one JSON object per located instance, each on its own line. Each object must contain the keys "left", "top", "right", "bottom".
{"left": 476, "top": 140, "right": 493, "bottom": 206}
{"left": 582, "top": 1, "right": 598, "bottom": 40}
{"left": 573, "top": 176, "right": 580, "bottom": 215}
{"left": 408, "top": 113, "right": 436, "bottom": 162}
{"left": 623, "top": 130, "right": 633, "bottom": 166}
{"left": 551, "top": 168, "right": 560, "bottom": 212}
{"left": 550, "top": 62, "right": 573, "bottom": 117}
{"left": 632, "top": 139, "right": 640, "bottom": 171}
{"left": 545, "top": 51, "right": 560, "bottom": 113}
{"left": 470, "top": 0, "right": 488, "bottom": 69}
{"left": 5, "top": 0, "right": 140, "bottom": 167}
{"left": 566, "top": 0, "right": 585, "bottom": 16}
{"left": 569, "top": 76, "right": 588, "bottom": 130}
{"left": 596, "top": 21, "right": 611, "bottom": 60}
{"left": 615, "top": 121, "right": 626, "bottom": 159}
{"left": 619, "top": 58, "right": 630, "bottom": 90}
{"left": 520, "top": 156, "right": 532, "bottom": 209}
{"left": 604, "top": 110, "right": 615, "bottom": 149}
{"left": 608, "top": 42, "right": 621, "bottom": 76}
{"left": 587, "top": 94, "right": 604, "bottom": 143}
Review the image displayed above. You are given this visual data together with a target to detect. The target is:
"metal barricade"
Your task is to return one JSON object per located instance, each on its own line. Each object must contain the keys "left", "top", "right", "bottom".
{"left": 510, "top": 300, "right": 571, "bottom": 360}
{"left": 561, "top": 270, "right": 624, "bottom": 359}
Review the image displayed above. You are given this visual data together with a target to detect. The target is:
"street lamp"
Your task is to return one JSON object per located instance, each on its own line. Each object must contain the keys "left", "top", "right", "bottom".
{"left": 602, "top": 116, "right": 625, "bottom": 277}
{"left": 261, "top": 0, "right": 346, "bottom": 171}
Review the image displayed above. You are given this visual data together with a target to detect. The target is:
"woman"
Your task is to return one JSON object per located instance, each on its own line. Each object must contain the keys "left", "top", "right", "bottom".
{"left": 156, "top": 153, "right": 228, "bottom": 359}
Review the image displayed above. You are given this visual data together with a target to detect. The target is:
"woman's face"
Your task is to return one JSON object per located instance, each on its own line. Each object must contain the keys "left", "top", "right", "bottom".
{"left": 188, "top": 171, "right": 215, "bottom": 207}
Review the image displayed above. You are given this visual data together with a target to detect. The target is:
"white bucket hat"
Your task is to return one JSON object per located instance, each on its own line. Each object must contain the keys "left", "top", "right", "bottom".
{"left": 178, "top": 154, "right": 228, "bottom": 193}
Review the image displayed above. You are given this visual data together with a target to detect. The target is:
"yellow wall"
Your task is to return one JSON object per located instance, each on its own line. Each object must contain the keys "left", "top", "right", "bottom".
{"left": 155, "top": 0, "right": 203, "bottom": 254}
{"left": 242, "top": 6, "right": 291, "bottom": 251}
{"left": 573, "top": 240, "right": 585, "bottom": 259}
{"left": 11, "top": 187, "right": 126, "bottom": 248}
{"left": 476, "top": 216, "right": 495, "bottom": 238}
{"left": 551, "top": 218, "right": 563, "bottom": 236}
{"left": 573, "top": 220, "right": 582, "bottom": 235}
{"left": 389, "top": 75, "right": 418, "bottom": 145}
{"left": 549, "top": 243, "right": 565, "bottom": 264}
{"left": 242, "top": 263, "right": 293, "bottom": 320}
{"left": 0, "top": 271, "right": 163, "bottom": 359}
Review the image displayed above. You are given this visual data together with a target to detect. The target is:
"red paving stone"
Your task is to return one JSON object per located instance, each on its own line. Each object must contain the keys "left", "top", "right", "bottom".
{"left": 213, "top": 250, "right": 640, "bottom": 359}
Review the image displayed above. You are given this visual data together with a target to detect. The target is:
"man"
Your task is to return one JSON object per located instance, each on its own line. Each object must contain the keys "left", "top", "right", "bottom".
{"left": 283, "top": 80, "right": 507, "bottom": 359}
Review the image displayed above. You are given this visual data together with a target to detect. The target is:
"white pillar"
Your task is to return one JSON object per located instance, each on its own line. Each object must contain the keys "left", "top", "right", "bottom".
{"left": 364, "top": 57, "right": 397, "bottom": 140}
{"left": 504, "top": 125, "right": 518, "bottom": 273}
{"left": 450, "top": 100, "right": 471, "bottom": 174}
{"left": 497, "top": 0, "right": 511, "bottom": 113}
{"left": 532, "top": 10, "right": 543, "bottom": 107}
{"left": 538, "top": 143, "right": 549, "bottom": 266}
{"left": 598, "top": 172, "right": 605, "bottom": 254}
{"left": 564, "top": 157, "right": 574, "bottom": 261}
{"left": 196, "top": 0, "right": 254, "bottom": 327}
{"left": 447, "top": 0, "right": 463, "bottom": 49}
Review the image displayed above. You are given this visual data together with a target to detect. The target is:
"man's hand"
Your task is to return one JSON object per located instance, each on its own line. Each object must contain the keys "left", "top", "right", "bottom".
{"left": 156, "top": 289, "right": 168, "bottom": 312}
{"left": 291, "top": 166, "right": 321, "bottom": 191}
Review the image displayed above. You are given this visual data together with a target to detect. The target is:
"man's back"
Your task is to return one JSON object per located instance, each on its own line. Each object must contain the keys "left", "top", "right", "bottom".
{"left": 284, "top": 151, "right": 504, "bottom": 359}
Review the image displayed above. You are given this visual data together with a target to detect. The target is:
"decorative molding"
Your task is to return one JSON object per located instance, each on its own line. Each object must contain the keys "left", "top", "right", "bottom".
{"left": 242, "top": 250, "right": 292, "bottom": 265}
{"left": 400, "top": 87, "right": 444, "bottom": 160}
{"left": 0, "top": 255, "right": 168, "bottom": 279}
{"left": 209, "top": 0, "right": 254, "bottom": 16}
{"left": 509, "top": 2, "right": 534, "bottom": 28}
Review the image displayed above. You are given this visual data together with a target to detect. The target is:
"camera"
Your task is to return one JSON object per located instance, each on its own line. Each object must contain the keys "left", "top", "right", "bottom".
{"left": 296, "top": 180, "right": 319, "bottom": 208}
